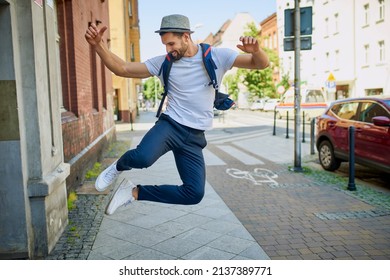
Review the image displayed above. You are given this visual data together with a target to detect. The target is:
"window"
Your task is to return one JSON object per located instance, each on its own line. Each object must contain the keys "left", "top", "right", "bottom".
{"left": 128, "top": 0, "right": 132, "bottom": 17}
{"left": 366, "top": 88, "right": 383, "bottom": 96}
{"left": 378, "top": 0, "right": 385, "bottom": 21}
{"left": 325, "top": 52, "right": 330, "bottom": 71}
{"left": 90, "top": 45, "right": 98, "bottom": 110}
{"left": 312, "top": 57, "right": 317, "bottom": 75}
{"left": 359, "top": 102, "right": 389, "bottom": 123}
{"left": 130, "top": 43, "right": 135, "bottom": 62}
{"left": 273, "top": 31, "right": 277, "bottom": 49}
{"left": 325, "top": 17, "right": 329, "bottom": 37}
{"left": 364, "top": 4, "right": 370, "bottom": 26}
{"left": 305, "top": 90, "right": 326, "bottom": 103}
{"left": 334, "top": 13, "right": 339, "bottom": 34}
{"left": 364, "top": 44, "right": 370, "bottom": 65}
{"left": 378, "top": 40, "right": 385, "bottom": 62}
{"left": 334, "top": 50, "right": 340, "bottom": 70}
{"left": 332, "top": 102, "right": 359, "bottom": 120}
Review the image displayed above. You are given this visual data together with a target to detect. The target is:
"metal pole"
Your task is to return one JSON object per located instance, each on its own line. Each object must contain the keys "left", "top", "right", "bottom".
{"left": 310, "top": 118, "right": 315, "bottom": 155}
{"left": 293, "top": 0, "right": 303, "bottom": 172}
{"left": 302, "top": 112, "right": 306, "bottom": 143}
{"left": 286, "top": 111, "right": 289, "bottom": 139}
{"left": 273, "top": 109, "right": 276, "bottom": 135}
{"left": 348, "top": 126, "right": 356, "bottom": 191}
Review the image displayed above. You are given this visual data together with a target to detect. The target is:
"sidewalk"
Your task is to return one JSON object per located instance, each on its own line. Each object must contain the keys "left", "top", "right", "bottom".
{"left": 86, "top": 111, "right": 270, "bottom": 260}
{"left": 47, "top": 110, "right": 390, "bottom": 260}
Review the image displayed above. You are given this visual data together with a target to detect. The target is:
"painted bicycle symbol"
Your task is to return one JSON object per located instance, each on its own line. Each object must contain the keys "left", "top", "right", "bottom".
{"left": 226, "top": 167, "right": 279, "bottom": 187}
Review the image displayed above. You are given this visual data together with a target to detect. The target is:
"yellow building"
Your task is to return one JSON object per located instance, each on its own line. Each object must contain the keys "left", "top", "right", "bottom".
{"left": 109, "top": 0, "right": 141, "bottom": 122}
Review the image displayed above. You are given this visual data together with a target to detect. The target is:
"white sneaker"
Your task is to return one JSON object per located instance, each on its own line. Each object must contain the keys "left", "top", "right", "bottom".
{"left": 105, "top": 179, "right": 135, "bottom": 215}
{"left": 95, "top": 161, "right": 122, "bottom": 192}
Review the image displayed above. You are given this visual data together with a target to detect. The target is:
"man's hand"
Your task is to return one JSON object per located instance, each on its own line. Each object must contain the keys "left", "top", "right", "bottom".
{"left": 85, "top": 23, "right": 108, "bottom": 46}
{"left": 236, "top": 36, "right": 260, "bottom": 54}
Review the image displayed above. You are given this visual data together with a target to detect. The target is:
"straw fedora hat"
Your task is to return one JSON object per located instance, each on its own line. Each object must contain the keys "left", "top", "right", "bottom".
{"left": 155, "top": 14, "right": 194, "bottom": 34}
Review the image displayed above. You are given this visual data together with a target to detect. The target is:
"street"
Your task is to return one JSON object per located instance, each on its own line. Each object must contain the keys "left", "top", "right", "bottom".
{"left": 212, "top": 109, "right": 389, "bottom": 190}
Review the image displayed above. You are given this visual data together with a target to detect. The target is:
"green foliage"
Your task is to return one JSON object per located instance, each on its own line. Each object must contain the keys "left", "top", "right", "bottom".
{"left": 276, "top": 73, "right": 291, "bottom": 94}
{"left": 243, "top": 22, "right": 259, "bottom": 37}
{"left": 67, "top": 192, "right": 77, "bottom": 210}
{"left": 238, "top": 67, "right": 276, "bottom": 100}
{"left": 236, "top": 22, "right": 279, "bottom": 100}
{"left": 85, "top": 162, "right": 102, "bottom": 180}
{"left": 222, "top": 74, "right": 239, "bottom": 101}
{"left": 143, "top": 77, "right": 163, "bottom": 102}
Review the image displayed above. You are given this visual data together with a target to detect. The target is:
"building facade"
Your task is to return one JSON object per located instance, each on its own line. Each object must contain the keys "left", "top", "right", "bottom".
{"left": 109, "top": 0, "right": 141, "bottom": 123}
{"left": 1, "top": 0, "right": 69, "bottom": 258}
{"left": 57, "top": 0, "right": 116, "bottom": 191}
{"left": 260, "top": 12, "right": 280, "bottom": 84}
{"left": 277, "top": 0, "right": 390, "bottom": 101}
{"left": 0, "top": 0, "right": 142, "bottom": 259}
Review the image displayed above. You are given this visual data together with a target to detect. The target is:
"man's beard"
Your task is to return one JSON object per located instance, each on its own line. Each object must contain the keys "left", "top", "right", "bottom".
{"left": 170, "top": 44, "right": 188, "bottom": 61}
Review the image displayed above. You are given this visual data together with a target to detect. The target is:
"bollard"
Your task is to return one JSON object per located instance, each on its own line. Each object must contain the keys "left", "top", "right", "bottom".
{"left": 286, "top": 111, "right": 289, "bottom": 139}
{"left": 273, "top": 109, "right": 276, "bottom": 135}
{"left": 130, "top": 111, "right": 134, "bottom": 131}
{"left": 302, "top": 111, "right": 306, "bottom": 143}
{"left": 310, "top": 118, "right": 315, "bottom": 155}
{"left": 348, "top": 126, "right": 356, "bottom": 191}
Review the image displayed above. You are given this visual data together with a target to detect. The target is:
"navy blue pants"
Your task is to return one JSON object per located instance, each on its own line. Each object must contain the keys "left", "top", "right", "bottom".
{"left": 116, "top": 114, "right": 207, "bottom": 205}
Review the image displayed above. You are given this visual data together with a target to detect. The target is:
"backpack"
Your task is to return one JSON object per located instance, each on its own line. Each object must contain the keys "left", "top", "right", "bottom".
{"left": 155, "top": 43, "right": 235, "bottom": 117}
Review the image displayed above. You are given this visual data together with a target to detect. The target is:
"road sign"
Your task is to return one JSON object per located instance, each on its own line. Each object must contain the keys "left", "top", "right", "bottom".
{"left": 327, "top": 73, "right": 335, "bottom": 81}
{"left": 284, "top": 7, "right": 313, "bottom": 37}
{"left": 325, "top": 73, "right": 336, "bottom": 93}
{"left": 283, "top": 36, "right": 312, "bottom": 51}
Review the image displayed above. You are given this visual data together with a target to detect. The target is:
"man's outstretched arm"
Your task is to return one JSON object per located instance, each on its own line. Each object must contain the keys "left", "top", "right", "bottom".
{"left": 85, "top": 23, "right": 151, "bottom": 79}
{"left": 233, "top": 36, "right": 269, "bottom": 70}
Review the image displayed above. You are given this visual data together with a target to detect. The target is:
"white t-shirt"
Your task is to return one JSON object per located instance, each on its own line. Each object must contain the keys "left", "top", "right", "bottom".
{"left": 145, "top": 45, "right": 238, "bottom": 130}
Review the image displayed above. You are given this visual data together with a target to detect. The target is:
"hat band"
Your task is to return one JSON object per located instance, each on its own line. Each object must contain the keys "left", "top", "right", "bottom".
{"left": 159, "top": 27, "right": 191, "bottom": 32}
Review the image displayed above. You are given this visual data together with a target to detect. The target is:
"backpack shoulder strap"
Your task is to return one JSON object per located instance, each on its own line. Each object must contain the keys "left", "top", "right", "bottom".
{"left": 200, "top": 43, "right": 218, "bottom": 91}
{"left": 156, "top": 53, "right": 173, "bottom": 117}
{"left": 200, "top": 43, "right": 235, "bottom": 111}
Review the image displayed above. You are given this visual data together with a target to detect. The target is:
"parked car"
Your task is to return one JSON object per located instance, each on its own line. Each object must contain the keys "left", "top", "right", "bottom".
{"left": 250, "top": 98, "right": 268, "bottom": 111}
{"left": 316, "top": 95, "right": 390, "bottom": 173}
{"left": 213, "top": 108, "right": 222, "bottom": 116}
{"left": 276, "top": 86, "right": 328, "bottom": 120}
{"left": 263, "top": 98, "right": 280, "bottom": 112}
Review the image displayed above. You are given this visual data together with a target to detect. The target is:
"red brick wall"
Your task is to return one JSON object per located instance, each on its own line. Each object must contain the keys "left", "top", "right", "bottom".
{"left": 57, "top": 0, "right": 115, "bottom": 191}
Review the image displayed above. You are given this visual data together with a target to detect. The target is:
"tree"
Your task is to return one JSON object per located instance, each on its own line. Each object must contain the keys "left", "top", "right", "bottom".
{"left": 143, "top": 77, "right": 162, "bottom": 105}
{"left": 235, "top": 22, "right": 279, "bottom": 100}
{"left": 276, "top": 73, "right": 291, "bottom": 95}
{"left": 222, "top": 73, "right": 239, "bottom": 101}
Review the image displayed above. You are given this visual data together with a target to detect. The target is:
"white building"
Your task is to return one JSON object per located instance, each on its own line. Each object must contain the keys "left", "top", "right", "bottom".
{"left": 277, "top": 0, "right": 390, "bottom": 101}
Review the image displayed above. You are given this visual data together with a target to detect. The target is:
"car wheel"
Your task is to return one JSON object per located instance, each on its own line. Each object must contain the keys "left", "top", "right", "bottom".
{"left": 318, "top": 140, "right": 341, "bottom": 171}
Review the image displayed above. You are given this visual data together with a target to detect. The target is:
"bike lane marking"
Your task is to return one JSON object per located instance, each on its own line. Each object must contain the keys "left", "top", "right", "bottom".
{"left": 226, "top": 167, "right": 279, "bottom": 187}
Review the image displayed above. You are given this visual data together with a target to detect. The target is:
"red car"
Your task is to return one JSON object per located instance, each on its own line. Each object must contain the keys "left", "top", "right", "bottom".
{"left": 316, "top": 95, "right": 390, "bottom": 173}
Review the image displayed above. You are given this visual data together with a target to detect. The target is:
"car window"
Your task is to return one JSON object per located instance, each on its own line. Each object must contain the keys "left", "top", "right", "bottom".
{"left": 331, "top": 102, "right": 359, "bottom": 120}
{"left": 282, "top": 96, "right": 294, "bottom": 103}
{"left": 359, "top": 102, "right": 390, "bottom": 123}
{"left": 305, "top": 90, "right": 325, "bottom": 103}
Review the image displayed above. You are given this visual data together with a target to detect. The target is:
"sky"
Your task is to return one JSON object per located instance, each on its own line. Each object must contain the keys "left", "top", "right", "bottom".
{"left": 138, "top": 0, "right": 277, "bottom": 61}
